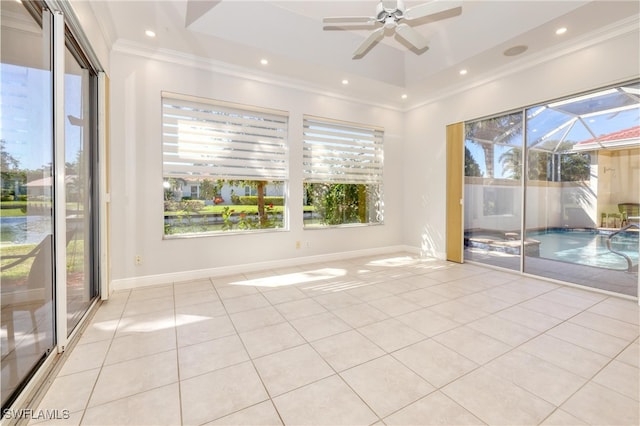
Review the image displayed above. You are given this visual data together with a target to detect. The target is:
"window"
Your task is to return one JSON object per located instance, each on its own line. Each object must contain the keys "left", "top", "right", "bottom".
{"left": 303, "top": 115, "right": 383, "bottom": 227}
{"left": 162, "top": 93, "right": 288, "bottom": 236}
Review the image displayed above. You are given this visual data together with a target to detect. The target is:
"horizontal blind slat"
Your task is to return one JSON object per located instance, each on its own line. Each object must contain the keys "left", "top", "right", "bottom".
{"left": 162, "top": 94, "right": 289, "bottom": 182}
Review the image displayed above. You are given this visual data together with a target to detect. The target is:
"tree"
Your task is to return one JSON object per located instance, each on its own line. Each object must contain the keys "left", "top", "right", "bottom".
{"left": 464, "top": 147, "right": 482, "bottom": 177}
{"left": 466, "top": 114, "right": 523, "bottom": 178}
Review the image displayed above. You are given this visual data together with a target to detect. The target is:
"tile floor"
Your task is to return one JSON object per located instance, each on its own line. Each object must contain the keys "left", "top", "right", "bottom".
{"left": 30, "top": 253, "right": 639, "bottom": 425}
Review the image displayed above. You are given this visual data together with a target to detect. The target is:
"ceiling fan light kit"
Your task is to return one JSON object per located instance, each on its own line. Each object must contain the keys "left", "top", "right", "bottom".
{"left": 323, "top": 0, "right": 462, "bottom": 59}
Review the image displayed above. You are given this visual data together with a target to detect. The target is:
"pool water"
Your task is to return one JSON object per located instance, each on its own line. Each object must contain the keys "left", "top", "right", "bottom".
{"left": 528, "top": 229, "right": 639, "bottom": 271}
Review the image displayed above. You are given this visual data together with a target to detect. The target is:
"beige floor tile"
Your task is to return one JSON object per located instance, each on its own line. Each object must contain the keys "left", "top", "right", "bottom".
{"left": 174, "top": 289, "right": 219, "bottom": 308}
{"left": 58, "top": 340, "right": 110, "bottom": 377}
{"left": 393, "top": 339, "right": 478, "bottom": 388}
{"left": 128, "top": 285, "right": 174, "bottom": 302}
{"left": 122, "top": 295, "right": 174, "bottom": 318}
{"left": 239, "top": 322, "right": 305, "bottom": 358}
{"left": 494, "top": 305, "right": 562, "bottom": 332}
{"left": 178, "top": 334, "right": 249, "bottom": 380}
{"left": 561, "top": 382, "right": 639, "bottom": 425}
{"left": 546, "top": 322, "right": 629, "bottom": 357}
{"left": 592, "top": 360, "right": 639, "bottom": 401}
{"left": 272, "top": 298, "right": 327, "bottom": 321}
{"left": 519, "top": 334, "right": 609, "bottom": 378}
{"left": 358, "top": 318, "right": 425, "bottom": 352}
{"left": 442, "top": 368, "right": 555, "bottom": 425}
{"left": 176, "top": 315, "right": 236, "bottom": 347}
{"left": 173, "top": 278, "right": 213, "bottom": 295}
{"left": 104, "top": 327, "right": 176, "bottom": 365}
{"left": 368, "top": 295, "right": 421, "bottom": 317}
{"left": 272, "top": 375, "right": 378, "bottom": 425}
{"left": 311, "top": 330, "right": 385, "bottom": 372}
{"left": 115, "top": 310, "right": 176, "bottom": 337}
{"left": 340, "top": 355, "right": 435, "bottom": 418}
{"left": 456, "top": 293, "right": 513, "bottom": 313}
{"left": 396, "top": 308, "right": 460, "bottom": 337}
{"left": 253, "top": 344, "right": 334, "bottom": 396}
{"left": 175, "top": 300, "right": 227, "bottom": 318}
{"left": 384, "top": 391, "right": 484, "bottom": 425}
{"left": 517, "top": 297, "right": 584, "bottom": 320}
{"left": 229, "top": 306, "right": 286, "bottom": 333}
{"left": 313, "top": 292, "right": 363, "bottom": 310}
{"left": 260, "top": 287, "right": 307, "bottom": 305}
{"left": 429, "top": 300, "right": 488, "bottom": 324}
{"left": 77, "top": 320, "right": 117, "bottom": 345}
{"left": 216, "top": 284, "right": 259, "bottom": 300}
{"left": 484, "top": 350, "right": 587, "bottom": 406}
{"left": 536, "top": 288, "right": 604, "bottom": 310}
{"left": 616, "top": 339, "right": 639, "bottom": 367}
{"left": 586, "top": 297, "right": 639, "bottom": 325}
{"left": 35, "top": 368, "right": 100, "bottom": 414}
{"left": 397, "top": 288, "right": 450, "bottom": 307}
{"left": 180, "top": 361, "right": 269, "bottom": 425}
{"left": 539, "top": 409, "right": 588, "bottom": 425}
{"left": 467, "top": 315, "right": 540, "bottom": 347}
{"left": 332, "top": 303, "right": 389, "bottom": 328}
{"left": 88, "top": 350, "right": 178, "bottom": 407}
{"left": 289, "top": 311, "right": 351, "bottom": 342}
{"left": 345, "top": 284, "right": 394, "bottom": 302}
{"left": 205, "top": 401, "right": 283, "bottom": 425}
{"left": 222, "top": 293, "right": 270, "bottom": 314}
{"left": 433, "top": 326, "right": 511, "bottom": 365}
{"left": 483, "top": 285, "right": 539, "bottom": 304}
{"left": 427, "top": 283, "right": 473, "bottom": 299}
{"left": 569, "top": 311, "right": 640, "bottom": 341}
{"left": 81, "top": 383, "right": 181, "bottom": 426}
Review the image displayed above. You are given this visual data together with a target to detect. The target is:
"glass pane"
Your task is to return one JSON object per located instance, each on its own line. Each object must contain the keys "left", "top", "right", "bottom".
{"left": 464, "top": 113, "right": 524, "bottom": 270}
{"left": 1, "top": 2, "right": 55, "bottom": 408}
{"left": 163, "top": 179, "right": 286, "bottom": 235}
{"left": 303, "top": 183, "right": 382, "bottom": 227}
{"left": 65, "top": 46, "right": 97, "bottom": 333}
{"left": 523, "top": 86, "right": 639, "bottom": 297}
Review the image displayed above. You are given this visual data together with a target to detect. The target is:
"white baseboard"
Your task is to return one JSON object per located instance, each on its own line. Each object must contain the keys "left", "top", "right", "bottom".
{"left": 110, "top": 245, "right": 419, "bottom": 293}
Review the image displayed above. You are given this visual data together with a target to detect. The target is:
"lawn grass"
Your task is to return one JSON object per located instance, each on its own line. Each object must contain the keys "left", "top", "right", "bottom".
{"left": 164, "top": 204, "right": 314, "bottom": 216}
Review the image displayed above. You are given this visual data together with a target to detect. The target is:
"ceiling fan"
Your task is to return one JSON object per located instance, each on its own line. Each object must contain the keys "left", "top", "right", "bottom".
{"left": 323, "top": 0, "right": 462, "bottom": 58}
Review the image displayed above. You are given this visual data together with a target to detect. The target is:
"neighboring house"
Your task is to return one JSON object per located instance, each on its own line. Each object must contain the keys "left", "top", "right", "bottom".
{"left": 167, "top": 178, "right": 284, "bottom": 204}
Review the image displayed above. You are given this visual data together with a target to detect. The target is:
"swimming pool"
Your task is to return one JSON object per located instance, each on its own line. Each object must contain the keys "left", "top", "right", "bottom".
{"left": 528, "top": 229, "right": 639, "bottom": 271}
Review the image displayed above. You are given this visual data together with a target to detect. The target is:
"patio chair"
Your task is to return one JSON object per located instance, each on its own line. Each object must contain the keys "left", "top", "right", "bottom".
{"left": 618, "top": 203, "right": 640, "bottom": 226}
{"left": 1, "top": 234, "right": 53, "bottom": 354}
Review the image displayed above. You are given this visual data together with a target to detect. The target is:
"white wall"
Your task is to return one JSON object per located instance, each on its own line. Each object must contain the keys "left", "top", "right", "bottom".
{"left": 109, "top": 50, "right": 405, "bottom": 285}
{"left": 404, "top": 29, "right": 640, "bottom": 258}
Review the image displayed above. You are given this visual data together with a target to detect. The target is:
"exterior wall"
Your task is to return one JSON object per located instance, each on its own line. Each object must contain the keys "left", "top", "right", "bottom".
{"left": 109, "top": 49, "right": 404, "bottom": 283}
{"left": 404, "top": 29, "right": 640, "bottom": 258}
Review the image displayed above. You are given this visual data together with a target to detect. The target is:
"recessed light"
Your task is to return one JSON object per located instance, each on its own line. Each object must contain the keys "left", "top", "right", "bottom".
{"left": 145, "top": 30, "right": 156, "bottom": 38}
{"left": 556, "top": 27, "right": 567, "bottom": 35}
{"left": 401, "top": 94, "right": 408, "bottom": 100}
{"left": 341, "top": 79, "right": 349, "bottom": 85}
{"left": 503, "top": 45, "right": 528, "bottom": 57}
{"left": 459, "top": 69, "right": 468, "bottom": 75}
{"left": 260, "top": 59, "right": 269, "bottom": 65}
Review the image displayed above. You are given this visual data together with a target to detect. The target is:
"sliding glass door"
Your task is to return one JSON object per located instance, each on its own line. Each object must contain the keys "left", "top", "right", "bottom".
{"left": 64, "top": 45, "right": 98, "bottom": 333}
{"left": 1, "top": 0, "right": 101, "bottom": 409}
{"left": 464, "top": 113, "right": 523, "bottom": 271}
{"left": 1, "top": 2, "right": 56, "bottom": 408}
{"left": 464, "top": 82, "right": 639, "bottom": 297}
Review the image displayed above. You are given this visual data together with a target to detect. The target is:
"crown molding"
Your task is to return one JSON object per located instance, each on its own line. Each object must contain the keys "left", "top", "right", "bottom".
{"left": 406, "top": 15, "right": 640, "bottom": 112}
{"left": 112, "top": 39, "right": 405, "bottom": 112}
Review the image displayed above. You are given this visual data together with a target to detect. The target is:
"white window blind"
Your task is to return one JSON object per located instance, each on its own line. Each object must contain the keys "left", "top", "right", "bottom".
{"left": 162, "top": 92, "right": 288, "bottom": 181}
{"left": 303, "top": 115, "right": 383, "bottom": 184}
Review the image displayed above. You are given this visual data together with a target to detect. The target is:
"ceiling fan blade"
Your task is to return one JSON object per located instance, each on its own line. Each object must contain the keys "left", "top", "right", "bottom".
{"left": 403, "top": 0, "right": 462, "bottom": 21}
{"left": 323, "top": 16, "right": 375, "bottom": 24}
{"left": 353, "top": 27, "right": 385, "bottom": 58}
{"left": 395, "top": 23, "right": 429, "bottom": 50}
